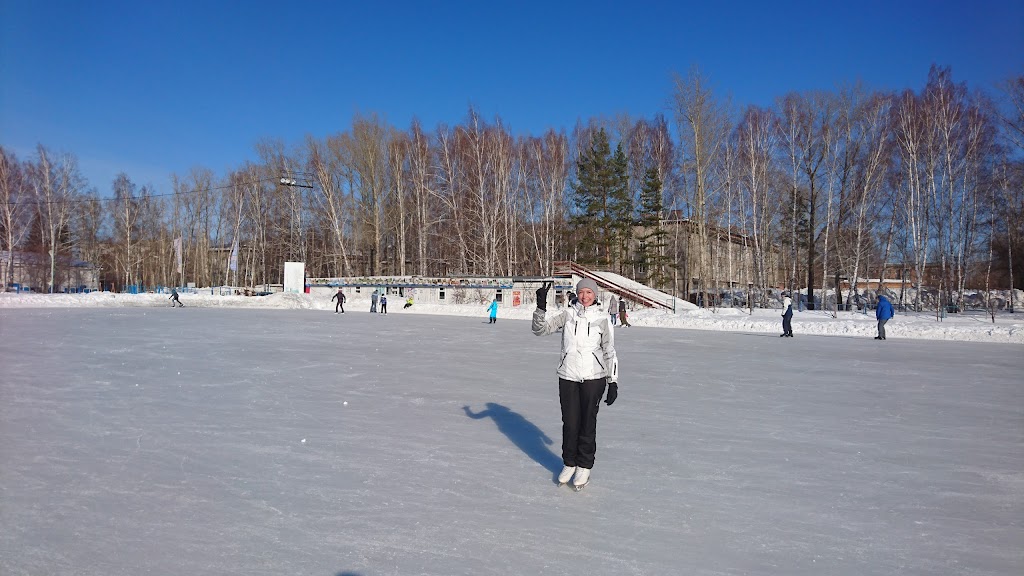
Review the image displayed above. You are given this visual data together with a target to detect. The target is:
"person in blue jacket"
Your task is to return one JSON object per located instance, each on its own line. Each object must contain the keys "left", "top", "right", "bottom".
{"left": 487, "top": 298, "right": 499, "bottom": 324}
{"left": 875, "top": 294, "right": 894, "bottom": 340}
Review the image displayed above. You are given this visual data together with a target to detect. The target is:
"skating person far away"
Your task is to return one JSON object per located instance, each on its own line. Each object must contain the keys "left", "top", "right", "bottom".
{"left": 781, "top": 295, "right": 793, "bottom": 337}
{"left": 487, "top": 298, "right": 499, "bottom": 323}
{"left": 875, "top": 294, "right": 894, "bottom": 340}
{"left": 331, "top": 288, "right": 346, "bottom": 314}
{"left": 618, "top": 298, "right": 631, "bottom": 327}
{"left": 379, "top": 294, "right": 387, "bottom": 314}
{"left": 532, "top": 278, "right": 618, "bottom": 491}
{"left": 169, "top": 288, "right": 183, "bottom": 307}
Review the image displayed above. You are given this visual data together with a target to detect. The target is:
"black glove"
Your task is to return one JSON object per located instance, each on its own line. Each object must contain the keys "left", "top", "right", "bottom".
{"left": 536, "top": 281, "right": 551, "bottom": 311}
{"left": 604, "top": 382, "right": 618, "bottom": 406}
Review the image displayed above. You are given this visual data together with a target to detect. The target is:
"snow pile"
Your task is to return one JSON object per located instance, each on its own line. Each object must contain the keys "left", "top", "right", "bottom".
{"left": 1, "top": 291, "right": 1021, "bottom": 344}
{"left": 587, "top": 269, "right": 697, "bottom": 311}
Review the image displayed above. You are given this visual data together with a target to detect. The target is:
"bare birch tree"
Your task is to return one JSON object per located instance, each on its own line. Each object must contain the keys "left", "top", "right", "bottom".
{"left": 350, "top": 114, "right": 389, "bottom": 275}
{"left": 307, "top": 134, "right": 352, "bottom": 275}
{"left": 0, "top": 147, "right": 32, "bottom": 288}
{"left": 671, "top": 69, "right": 731, "bottom": 305}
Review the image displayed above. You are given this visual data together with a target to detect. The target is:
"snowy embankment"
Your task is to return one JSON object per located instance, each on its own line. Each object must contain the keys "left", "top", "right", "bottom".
{"left": 1, "top": 291, "right": 1021, "bottom": 344}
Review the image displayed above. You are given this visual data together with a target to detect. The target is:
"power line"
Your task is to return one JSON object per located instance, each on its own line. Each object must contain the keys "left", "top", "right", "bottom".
{"left": 0, "top": 175, "right": 284, "bottom": 207}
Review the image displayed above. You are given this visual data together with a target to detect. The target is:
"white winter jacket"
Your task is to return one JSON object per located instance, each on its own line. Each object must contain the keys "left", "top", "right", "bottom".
{"left": 533, "top": 302, "right": 618, "bottom": 384}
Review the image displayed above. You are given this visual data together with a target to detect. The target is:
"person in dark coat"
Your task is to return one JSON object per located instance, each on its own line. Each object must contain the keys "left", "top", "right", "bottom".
{"left": 169, "top": 288, "right": 183, "bottom": 307}
{"left": 875, "top": 295, "right": 894, "bottom": 340}
{"left": 618, "top": 298, "right": 631, "bottom": 327}
{"left": 331, "top": 288, "right": 346, "bottom": 314}
{"left": 781, "top": 295, "right": 793, "bottom": 337}
{"left": 379, "top": 294, "right": 388, "bottom": 314}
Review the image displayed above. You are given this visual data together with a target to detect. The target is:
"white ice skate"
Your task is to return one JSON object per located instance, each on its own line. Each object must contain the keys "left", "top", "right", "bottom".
{"left": 558, "top": 465, "right": 576, "bottom": 486}
{"left": 572, "top": 467, "right": 591, "bottom": 492}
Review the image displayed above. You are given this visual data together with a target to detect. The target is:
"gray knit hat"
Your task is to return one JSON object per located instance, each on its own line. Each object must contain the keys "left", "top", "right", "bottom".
{"left": 575, "top": 278, "right": 599, "bottom": 296}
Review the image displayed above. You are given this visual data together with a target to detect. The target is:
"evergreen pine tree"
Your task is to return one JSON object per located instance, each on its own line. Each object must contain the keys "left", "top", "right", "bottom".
{"left": 636, "top": 167, "right": 673, "bottom": 287}
{"left": 608, "top": 143, "right": 633, "bottom": 273}
{"left": 779, "top": 187, "right": 811, "bottom": 290}
{"left": 571, "top": 129, "right": 616, "bottom": 267}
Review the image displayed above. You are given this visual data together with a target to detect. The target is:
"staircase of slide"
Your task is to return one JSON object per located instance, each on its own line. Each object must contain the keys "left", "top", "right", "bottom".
{"left": 553, "top": 261, "right": 694, "bottom": 312}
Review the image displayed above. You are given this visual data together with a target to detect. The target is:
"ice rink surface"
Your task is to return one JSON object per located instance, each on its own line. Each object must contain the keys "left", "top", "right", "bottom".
{"left": 1, "top": 307, "right": 1021, "bottom": 575}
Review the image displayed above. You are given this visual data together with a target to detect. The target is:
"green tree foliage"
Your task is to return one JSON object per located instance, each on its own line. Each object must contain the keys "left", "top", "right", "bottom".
{"left": 779, "top": 186, "right": 811, "bottom": 289}
{"left": 608, "top": 143, "right": 633, "bottom": 272}
{"left": 635, "top": 167, "right": 673, "bottom": 287}
{"left": 571, "top": 128, "right": 632, "bottom": 268}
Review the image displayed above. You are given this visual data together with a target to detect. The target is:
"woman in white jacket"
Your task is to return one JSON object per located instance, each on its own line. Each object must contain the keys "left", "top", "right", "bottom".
{"left": 532, "top": 278, "right": 618, "bottom": 490}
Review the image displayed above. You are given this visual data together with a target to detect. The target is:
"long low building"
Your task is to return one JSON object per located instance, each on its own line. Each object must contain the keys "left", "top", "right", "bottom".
{"left": 1, "top": 250, "right": 100, "bottom": 293}
{"left": 308, "top": 275, "right": 575, "bottom": 308}
{"left": 307, "top": 264, "right": 692, "bottom": 313}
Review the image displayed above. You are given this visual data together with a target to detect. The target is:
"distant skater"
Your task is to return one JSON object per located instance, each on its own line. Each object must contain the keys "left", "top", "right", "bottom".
{"left": 487, "top": 298, "right": 499, "bottom": 323}
{"left": 618, "top": 299, "right": 631, "bottom": 327}
{"left": 608, "top": 294, "right": 618, "bottom": 325}
{"left": 781, "top": 295, "right": 793, "bottom": 337}
{"left": 331, "top": 288, "right": 346, "bottom": 314}
{"left": 379, "top": 294, "right": 388, "bottom": 314}
{"left": 370, "top": 290, "right": 378, "bottom": 313}
{"left": 404, "top": 296, "right": 413, "bottom": 309}
{"left": 169, "top": 288, "right": 184, "bottom": 307}
{"left": 875, "top": 295, "right": 894, "bottom": 340}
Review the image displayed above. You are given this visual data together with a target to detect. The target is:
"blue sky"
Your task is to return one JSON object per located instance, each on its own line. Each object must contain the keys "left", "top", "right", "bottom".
{"left": 2, "top": 0, "right": 1022, "bottom": 195}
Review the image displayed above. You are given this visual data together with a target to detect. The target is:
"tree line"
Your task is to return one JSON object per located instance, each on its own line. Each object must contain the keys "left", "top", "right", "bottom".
{"left": 2, "top": 66, "right": 1022, "bottom": 310}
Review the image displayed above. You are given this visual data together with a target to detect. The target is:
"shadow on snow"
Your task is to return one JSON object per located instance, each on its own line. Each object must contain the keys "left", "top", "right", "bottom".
{"left": 462, "top": 402, "right": 562, "bottom": 482}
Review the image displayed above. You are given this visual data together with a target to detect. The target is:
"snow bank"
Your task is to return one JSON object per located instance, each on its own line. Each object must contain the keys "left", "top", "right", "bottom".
{"left": 1, "top": 291, "right": 1020, "bottom": 344}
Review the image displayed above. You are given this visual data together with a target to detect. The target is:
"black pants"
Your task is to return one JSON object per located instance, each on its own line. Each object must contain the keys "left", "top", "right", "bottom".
{"left": 335, "top": 302, "right": 344, "bottom": 313}
{"left": 559, "top": 377, "right": 606, "bottom": 469}
{"left": 782, "top": 315, "right": 792, "bottom": 335}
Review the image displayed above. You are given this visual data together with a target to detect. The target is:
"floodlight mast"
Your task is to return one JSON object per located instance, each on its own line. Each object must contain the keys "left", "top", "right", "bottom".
{"left": 279, "top": 174, "right": 313, "bottom": 189}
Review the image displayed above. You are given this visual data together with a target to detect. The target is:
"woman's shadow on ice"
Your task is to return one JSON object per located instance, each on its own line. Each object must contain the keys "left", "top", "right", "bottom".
{"left": 463, "top": 403, "right": 562, "bottom": 483}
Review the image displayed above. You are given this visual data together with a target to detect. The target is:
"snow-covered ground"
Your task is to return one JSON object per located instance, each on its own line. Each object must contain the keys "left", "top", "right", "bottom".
{"left": 0, "top": 304, "right": 1021, "bottom": 575}
{"left": 2, "top": 290, "right": 1021, "bottom": 344}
